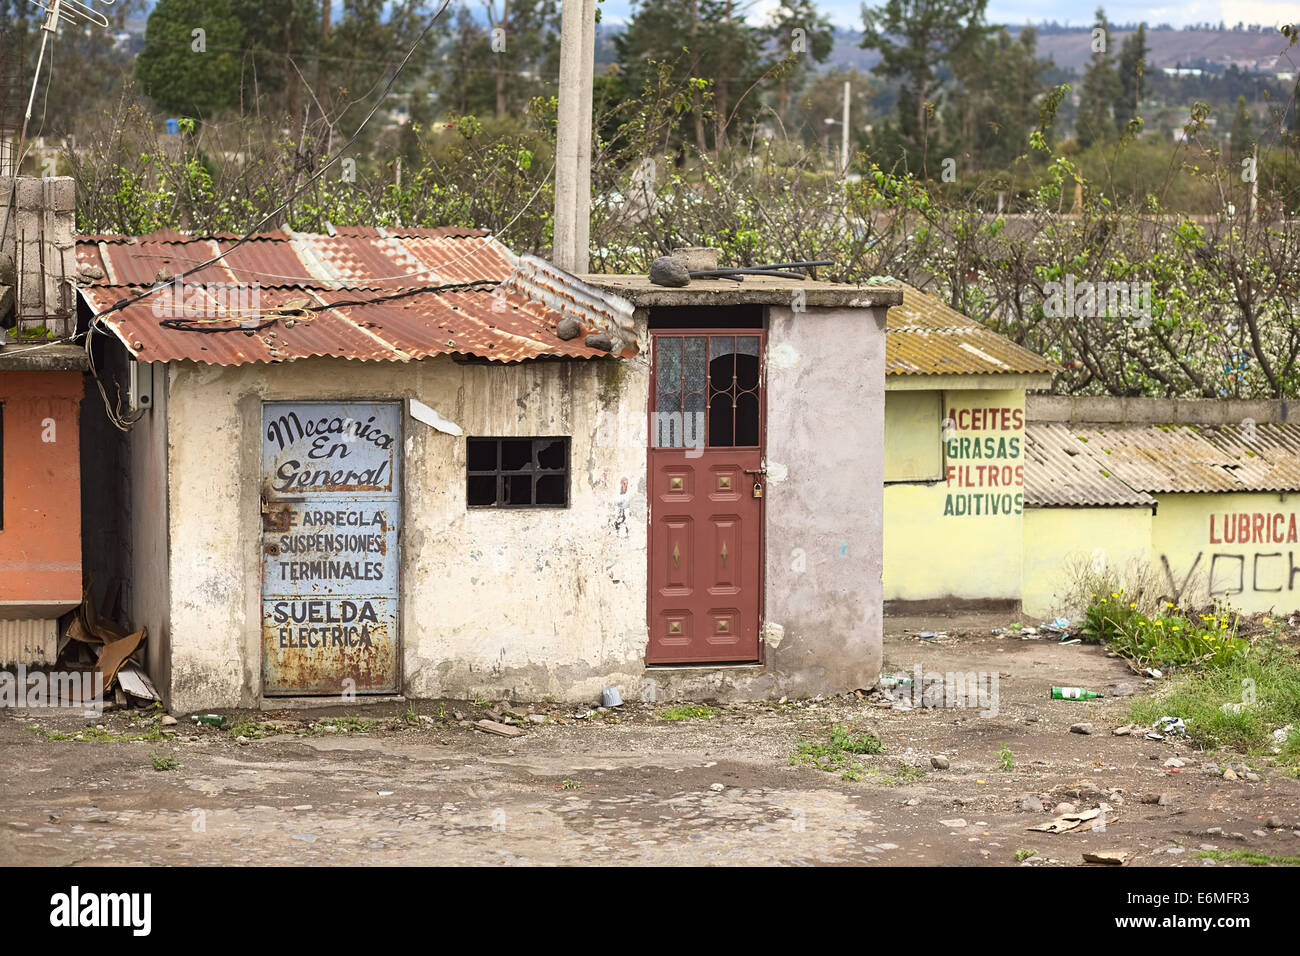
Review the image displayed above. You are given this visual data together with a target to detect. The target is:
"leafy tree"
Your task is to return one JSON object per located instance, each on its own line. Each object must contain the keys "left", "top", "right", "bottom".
{"left": 436, "top": 4, "right": 497, "bottom": 116}
{"left": 1075, "top": 7, "right": 1120, "bottom": 148}
{"left": 859, "top": 0, "right": 990, "bottom": 152}
{"left": 1113, "top": 22, "right": 1148, "bottom": 133}
{"left": 615, "top": 0, "right": 764, "bottom": 152}
{"left": 1230, "top": 95, "right": 1256, "bottom": 165}
{"left": 947, "top": 26, "right": 1049, "bottom": 170}
{"left": 136, "top": 0, "right": 246, "bottom": 116}
{"left": 759, "top": 0, "right": 835, "bottom": 128}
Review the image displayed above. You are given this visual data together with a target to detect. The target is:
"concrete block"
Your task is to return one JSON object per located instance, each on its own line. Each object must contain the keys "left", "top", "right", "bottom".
{"left": 15, "top": 177, "right": 43, "bottom": 207}
{"left": 43, "top": 176, "right": 75, "bottom": 212}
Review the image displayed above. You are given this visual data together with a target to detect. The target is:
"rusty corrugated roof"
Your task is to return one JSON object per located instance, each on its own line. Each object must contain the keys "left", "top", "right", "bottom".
{"left": 76, "top": 231, "right": 633, "bottom": 366}
{"left": 1025, "top": 422, "right": 1300, "bottom": 503}
{"left": 1024, "top": 423, "right": 1157, "bottom": 507}
{"left": 884, "top": 280, "right": 1058, "bottom": 377}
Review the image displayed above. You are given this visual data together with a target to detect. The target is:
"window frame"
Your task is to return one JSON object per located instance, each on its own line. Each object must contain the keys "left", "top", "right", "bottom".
{"left": 465, "top": 436, "right": 571, "bottom": 509}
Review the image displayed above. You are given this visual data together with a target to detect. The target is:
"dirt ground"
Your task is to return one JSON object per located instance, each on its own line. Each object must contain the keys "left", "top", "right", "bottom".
{"left": 3, "top": 612, "right": 1298, "bottom": 867}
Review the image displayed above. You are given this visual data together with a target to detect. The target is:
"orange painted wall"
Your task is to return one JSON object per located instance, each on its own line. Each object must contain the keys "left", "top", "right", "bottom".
{"left": 0, "top": 371, "right": 83, "bottom": 603}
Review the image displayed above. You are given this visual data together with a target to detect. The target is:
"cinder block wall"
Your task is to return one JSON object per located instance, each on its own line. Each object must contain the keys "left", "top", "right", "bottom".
{"left": 0, "top": 175, "right": 78, "bottom": 337}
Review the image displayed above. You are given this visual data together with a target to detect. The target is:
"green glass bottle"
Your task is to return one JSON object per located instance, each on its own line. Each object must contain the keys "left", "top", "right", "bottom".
{"left": 1051, "top": 687, "right": 1103, "bottom": 700}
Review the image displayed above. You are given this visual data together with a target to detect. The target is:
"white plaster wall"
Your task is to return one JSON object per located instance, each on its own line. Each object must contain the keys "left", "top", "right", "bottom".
{"left": 162, "top": 354, "right": 649, "bottom": 711}
{"left": 762, "top": 304, "right": 887, "bottom": 694}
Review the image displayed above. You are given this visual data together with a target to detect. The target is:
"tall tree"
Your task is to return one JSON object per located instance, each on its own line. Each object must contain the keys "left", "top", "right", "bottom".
{"left": 759, "top": 0, "right": 835, "bottom": 128}
{"left": 948, "top": 25, "right": 1049, "bottom": 170}
{"left": 136, "top": 0, "right": 246, "bottom": 116}
{"left": 1075, "top": 7, "right": 1119, "bottom": 148}
{"left": 615, "top": 0, "right": 763, "bottom": 152}
{"left": 1113, "top": 22, "right": 1148, "bottom": 133}
{"left": 483, "top": 1, "right": 559, "bottom": 119}
{"left": 859, "top": 0, "right": 990, "bottom": 151}
{"left": 1230, "top": 95, "right": 1255, "bottom": 164}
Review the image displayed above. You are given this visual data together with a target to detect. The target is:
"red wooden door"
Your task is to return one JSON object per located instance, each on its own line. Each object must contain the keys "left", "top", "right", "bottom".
{"left": 647, "top": 331, "right": 764, "bottom": 664}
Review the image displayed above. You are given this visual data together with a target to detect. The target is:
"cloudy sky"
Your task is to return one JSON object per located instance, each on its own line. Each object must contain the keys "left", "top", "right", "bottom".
{"left": 598, "top": 1, "right": 1300, "bottom": 29}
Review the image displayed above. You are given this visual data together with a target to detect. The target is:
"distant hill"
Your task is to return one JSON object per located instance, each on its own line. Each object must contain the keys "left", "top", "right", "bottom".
{"left": 821, "top": 25, "right": 1295, "bottom": 76}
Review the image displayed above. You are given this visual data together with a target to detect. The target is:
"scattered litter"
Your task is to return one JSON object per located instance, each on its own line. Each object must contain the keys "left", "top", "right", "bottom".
{"left": 601, "top": 686, "right": 624, "bottom": 707}
{"left": 1028, "top": 804, "right": 1114, "bottom": 834}
{"left": 1052, "top": 617, "right": 1071, "bottom": 629}
{"left": 990, "top": 628, "right": 1005, "bottom": 635}
{"left": 191, "top": 714, "right": 226, "bottom": 727}
{"left": 1145, "top": 668, "right": 1163, "bottom": 679}
{"left": 1153, "top": 716, "right": 1187, "bottom": 737}
{"left": 1272, "top": 725, "right": 1295, "bottom": 753}
{"left": 1021, "top": 627, "right": 1039, "bottom": 637}
{"left": 378, "top": 790, "right": 394, "bottom": 796}
{"left": 709, "top": 783, "right": 725, "bottom": 792}
{"left": 879, "top": 673, "right": 913, "bottom": 691}
{"left": 474, "top": 719, "right": 525, "bottom": 738}
{"left": 1083, "top": 850, "right": 1131, "bottom": 865}
{"left": 115, "top": 664, "right": 160, "bottom": 702}
{"left": 1052, "top": 687, "right": 1104, "bottom": 700}
{"left": 1058, "top": 638, "right": 1081, "bottom": 645}
{"left": 917, "top": 631, "right": 939, "bottom": 640}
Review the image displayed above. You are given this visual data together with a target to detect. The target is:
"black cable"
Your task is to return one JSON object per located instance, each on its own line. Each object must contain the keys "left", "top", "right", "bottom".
{"left": 151, "top": 280, "right": 502, "bottom": 331}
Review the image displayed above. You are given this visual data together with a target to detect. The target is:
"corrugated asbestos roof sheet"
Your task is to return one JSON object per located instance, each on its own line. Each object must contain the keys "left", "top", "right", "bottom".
{"left": 1025, "top": 421, "right": 1300, "bottom": 506}
{"left": 1024, "top": 423, "right": 1157, "bottom": 507}
{"left": 883, "top": 280, "right": 1058, "bottom": 377}
{"left": 76, "top": 230, "right": 632, "bottom": 366}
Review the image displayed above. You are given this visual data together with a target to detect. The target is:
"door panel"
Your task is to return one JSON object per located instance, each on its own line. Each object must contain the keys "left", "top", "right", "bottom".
{"left": 261, "top": 401, "right": 401, "bottom": 695}
{"left": 647, "top": 332, "right": 764, "bottom": 664}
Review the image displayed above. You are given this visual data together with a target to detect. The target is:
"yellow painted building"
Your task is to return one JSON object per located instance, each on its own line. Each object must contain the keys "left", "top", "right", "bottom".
{"left": 1021, "top": 419, "right": 1300, "bottom": 617}
{"left": 881, "top": 286, "right": 1300, "bottom": 619}
{"left": 881, "top": 283, "right": 1055, "bottom": 604}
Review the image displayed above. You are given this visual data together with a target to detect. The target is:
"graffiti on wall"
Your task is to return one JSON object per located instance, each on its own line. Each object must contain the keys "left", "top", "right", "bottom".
{"left": 1160, "top": 510, "right": 1300, "bottom": 602}
{"left": 942, "top": 405, "right": 1024, "bottom": 517}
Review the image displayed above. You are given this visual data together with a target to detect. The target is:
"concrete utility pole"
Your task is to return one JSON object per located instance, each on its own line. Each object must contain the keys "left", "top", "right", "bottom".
{"left": 553, "top": 0, "right": 596, "bottom": 274}
{"left": 840, "top": 79, "right": 850, "bottom": 176}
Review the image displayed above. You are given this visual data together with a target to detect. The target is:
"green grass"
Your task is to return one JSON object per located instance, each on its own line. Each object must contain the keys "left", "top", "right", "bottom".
{"left": 228, "top": 720, "right": 278, "bottom": 739}
{"left": 865, "top": 764, "right": 927, "bottom": 786}
{"left": 1081, "top": 591, "right": 1249, "bottom": 668}
{"left": 314, "top": 715, "right": 376, "bottom": 734}
{"left": 1194, "top": 849, "right": 1300, "bottom": 866}
{"left": 30, "top": 725, "right": 165, "bottom": 743}
{"left": 559, "top": 779, "right": 583, "bottom": 790}
{"left": 1127, "top": 651, "right": 1300, "bottom": 761}
{"left": 658, "top": 705, "right": 719, "bottom": 722}
{"left": 792, "top": 724, "right": 883, "bottom": 773}
{"left": 998, "top": 744, "right": 1014, "bottom": 771}
{"left": 1015, "top": 848, "right": 1038, "bottom": 862}
{"left": 149, "top": 753, "right": 179, "bottom": 771}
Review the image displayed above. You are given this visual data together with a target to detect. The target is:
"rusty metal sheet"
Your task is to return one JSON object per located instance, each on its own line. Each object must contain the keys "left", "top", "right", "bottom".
{"left": 80, "top": 283, "right": 619, "bottom": 365}
{"left": 261, "top": 401, "right": 401, "bottom": 695}
{"left": 885, "top": 280, "right": 1058, "bottom": 377}
{"left": 76, "top": 231, "right": 636, "bottom": 365}
{"left": 1024, "top": 423, "right": 1156, "bottom": 508}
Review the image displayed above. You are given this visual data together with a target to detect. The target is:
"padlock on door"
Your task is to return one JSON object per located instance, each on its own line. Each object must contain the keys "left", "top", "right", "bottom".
{"left": 752, "top": 481, "right": 763, "bottom": 499}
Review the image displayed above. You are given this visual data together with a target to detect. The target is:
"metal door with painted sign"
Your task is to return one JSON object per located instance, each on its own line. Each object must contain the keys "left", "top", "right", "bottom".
{"left": 261, "top": 401, "right": 401, "bottom": 695}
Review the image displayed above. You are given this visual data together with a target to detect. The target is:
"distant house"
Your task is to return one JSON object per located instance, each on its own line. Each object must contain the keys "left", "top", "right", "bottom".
{"left": 0, "top": 177, "right": 86, "bottom": 666}
{"left": 75, "top": 229, "right": 900, "bottom": 711}
{"left": 880, "top": 281, "right": 1056, "bottom": 609}
{"left": 1024, "top": 398, "right": 1300, "bottom": 618}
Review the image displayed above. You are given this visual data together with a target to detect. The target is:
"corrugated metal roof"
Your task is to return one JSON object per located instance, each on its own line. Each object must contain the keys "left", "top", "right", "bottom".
{"left": 1024, "top": 423, "right": 1157, "bottom": 507}
{"left": 1025, "top": 422, "right": 1300, "bottom": 503}
{"left": 884, "top": 280, "right": 1058, "bottom": 377}
{"left": 75, "top": 230, "right": 633, "bottom": 366}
